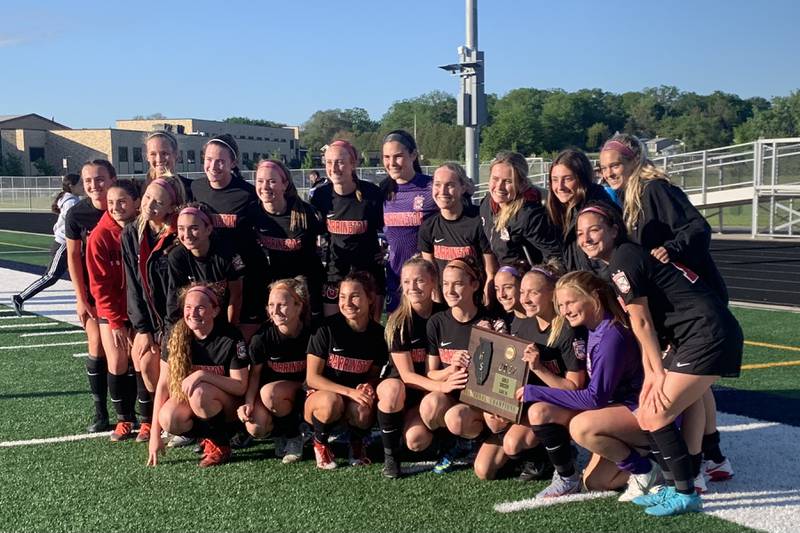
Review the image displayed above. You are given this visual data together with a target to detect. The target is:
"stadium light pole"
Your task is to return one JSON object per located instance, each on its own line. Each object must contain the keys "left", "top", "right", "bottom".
{"left": 439, "top": 0, "right": 486, "bottom": 184}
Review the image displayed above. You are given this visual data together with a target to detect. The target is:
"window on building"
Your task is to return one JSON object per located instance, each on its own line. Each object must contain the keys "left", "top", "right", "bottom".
{"left": 252, "top": 153, "right": 260, "bottom": 162}
{"left": 256, "top": 137, "right": 263, "bottom": 141}
{"left": 187, "top": 150, "right": 196, "bottom": 164}
{"left": 29, "top": 147, "right": 45, "bottom": 162}
{"left": 133, "top": 147, "right": 143, "bottom": 163}
{"left": 118, "top": 146, "right": 129, "bottom": 163}
{"left": 248, "top": 136, "right": 254, "bottom": 140}
{"left": 178, "top": 150, "right": 184, "bottom": 163}
{"left": 242, "top": 152, "right": 250, "bottom": 162}
{"left": 290, "top": 140, "right": 295, "bottom": 150}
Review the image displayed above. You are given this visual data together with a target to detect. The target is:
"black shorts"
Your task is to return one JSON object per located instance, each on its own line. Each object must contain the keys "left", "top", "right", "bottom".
{"left": 96, "top": 318, "right": 132, "bottom": 329}
{"left": 664, "top": 321, "right": 743, "bottom": 378}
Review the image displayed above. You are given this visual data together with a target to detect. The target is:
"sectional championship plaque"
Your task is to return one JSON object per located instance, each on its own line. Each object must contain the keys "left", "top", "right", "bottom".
{"left": 459, "top": 326, "right": 530, "bottom": 423}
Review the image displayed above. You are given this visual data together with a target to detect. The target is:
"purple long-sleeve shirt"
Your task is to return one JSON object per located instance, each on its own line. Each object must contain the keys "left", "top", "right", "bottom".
{"left": 522, "top": 316, "right": 642, "bottom": 410}
{"left": 383, "top": 174, "right": 437, "bottom": 278}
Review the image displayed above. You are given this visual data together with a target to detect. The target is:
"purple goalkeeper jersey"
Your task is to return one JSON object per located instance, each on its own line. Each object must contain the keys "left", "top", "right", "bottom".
{"left": 383, "top": 173, "right": 436, "bottom": 278}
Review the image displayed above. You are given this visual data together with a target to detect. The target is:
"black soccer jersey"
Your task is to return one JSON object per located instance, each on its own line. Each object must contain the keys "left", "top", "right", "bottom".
{"left": 306, "top": 314, "right": 388, "bottom": 388}
{"left": 479, "top": 196, "right": 561, "bottom": 267}
{"left": 426, "top": 308, "right": 491, "bottom": 368}
{"left": 64, "top": 198, "right": 105, "bottom": 252}
{"left": 249, "top": 323, "right": 311, "bottom": 384}
{"left": 510, "top": 316, "right": 587, "bottom": 385}
{"left": 166, "top": 237, "right": 246, "bottom": 325}
{"left": 309, "top": 181, "right": 383, "bottom": 280}
{"left": 161, "top": 323, "right": 249, "bottom": 376}
{"left": 605, "top": 242, "right": 735, "bottom": 349}
{"left": 384, "top": 302, "right": 449, "bottom": 378}
{"left": 249, "top": 197, "right": 325, "bottom": 283}
{"left": 417, "top": 205, "right": 492, "bottom": 276}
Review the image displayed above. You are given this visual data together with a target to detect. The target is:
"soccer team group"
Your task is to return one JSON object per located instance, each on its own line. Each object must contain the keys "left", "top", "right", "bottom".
{"left": 14, "top": 128, "right": 742, "bottom": 517}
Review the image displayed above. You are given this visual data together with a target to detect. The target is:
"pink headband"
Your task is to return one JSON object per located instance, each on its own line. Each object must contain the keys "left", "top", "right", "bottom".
{"left": 329, "top": 140, "right": 358, "bottom": 165}
{"left": 178, "top": 206, "right": 212, "bottom": 227}
{"left": 150, "top": 178, "right": 177, "bottom": 205}
{"left": 601, "top": 140, "right": 636, "bottom": 160}
{"left": 186, "top": 286, "right": 219, "bottom": 307}
{"left": 579, "top": 205, "right": 611, "bottom": 219}
{"left": 528, "top": 267, "right": 559, "bottom": 282}
{"left": 257, "top": 160, "right": 289, "bottom": 182}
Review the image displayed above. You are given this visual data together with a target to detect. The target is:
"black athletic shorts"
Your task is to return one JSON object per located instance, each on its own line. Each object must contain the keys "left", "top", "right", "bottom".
{"left": 662, "top": 320, "right": 743, "bottom": 378}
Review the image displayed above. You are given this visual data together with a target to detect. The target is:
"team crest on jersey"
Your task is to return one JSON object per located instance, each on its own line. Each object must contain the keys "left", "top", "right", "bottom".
{"left": 232, "top": 254, "right": 245, "bottom": 271}
{"left": 236, "top": 341, "right": 248, "bottom": 361}
{"left": 413, "top": 194, "right": 425, "bottom": 211}
{"left": 611, "top": 270, "right": 631, "bottom": 294}
{"left": 499, "top": 227, "right": 510, "bottom": 241}
{"left": 572, "top": 339, "right": 587, "bottom": 360}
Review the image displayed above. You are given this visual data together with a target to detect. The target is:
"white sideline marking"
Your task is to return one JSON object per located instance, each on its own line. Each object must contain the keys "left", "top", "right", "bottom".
{"left": 718, "top": 421, "right": 780, "bottom": 432}
{"left": 72, "top": 352, "right": 89, "bottom": 358}
{"left": 0, "top": 432, "right": 112, "bottom": 448}
{"left": 0, "top": 341, "right": 85, "bottom": 350}
{"left": 0, "top": 321, "right": 57, "bottom": 329}
{"left": 1, "top": 267, "right": 80, "bottom": 327}
{"left": 495, "top": 491, "right": 617, "bottom": 512}
{"left": 0, "top": 316, "right": 27, "bottom": 320}
{"left": 20, "top": 330, "right": 83, "bottom": 338}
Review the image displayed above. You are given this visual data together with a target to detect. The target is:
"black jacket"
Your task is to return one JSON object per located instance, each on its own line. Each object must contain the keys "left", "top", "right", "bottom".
{"left": 560, "top": 184, "right": 620, "bottom": 272}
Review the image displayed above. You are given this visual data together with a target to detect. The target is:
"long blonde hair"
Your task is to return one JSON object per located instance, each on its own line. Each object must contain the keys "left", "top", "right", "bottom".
{"left": 603, "top": 134, "right": 670, "bottom": 232}
{"left": 385, "top": 256, "right": 437, "bottom": 349}
{"left": 547, "top": 270, "right": 628, "bottom": 346}
{"left": 166, "top": 282, "right": 223, "bottom": 402}
{"left": 268, "top": 276, "right": 311, "bottom": 330}
{"left": 490, "top": 151, "right": 533, "bottom": 232}
{"left": 136, "top": 172, "right": 187, "bottom": 240}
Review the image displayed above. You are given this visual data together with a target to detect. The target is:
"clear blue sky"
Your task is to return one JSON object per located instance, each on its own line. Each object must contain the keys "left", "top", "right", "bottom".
{"left": 3, "top": 0, "right": 798, "bottom": 129}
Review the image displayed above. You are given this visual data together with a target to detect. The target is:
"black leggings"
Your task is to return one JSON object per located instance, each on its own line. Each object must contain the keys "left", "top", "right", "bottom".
{"left": 18, "top": 240, "right": 68, "bottom": 302}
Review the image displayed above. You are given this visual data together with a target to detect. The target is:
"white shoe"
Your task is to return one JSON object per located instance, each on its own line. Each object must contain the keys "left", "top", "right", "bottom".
{"left": 694, "top": 471, "right": 708, "bottom": 494}
{"left": 273, "top": 436, "right": 287, "bottom": 458}
{"left": 619, "top": 463, "right": 662, "bottom": 502}
{"left": 536, "top": 470, "right": 581, "bottom": 498}
{"left": 282, "top": 435, "right": 304, "bottom": 464}
{"left": 704, "top": 458, "right": 734, "bottom": 481}
{"left": 166, "top": 434, "right": 196, "bottom": 448}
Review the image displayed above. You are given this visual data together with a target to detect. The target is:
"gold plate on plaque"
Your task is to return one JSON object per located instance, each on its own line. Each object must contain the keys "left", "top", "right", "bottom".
{"left": 504, "top": 345, "right": 516, "bottom": 361}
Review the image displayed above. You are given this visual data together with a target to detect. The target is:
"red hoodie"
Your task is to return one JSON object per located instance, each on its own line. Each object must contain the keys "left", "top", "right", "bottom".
{"left": 86, "top": 211, "right": 128, "bottom": 329}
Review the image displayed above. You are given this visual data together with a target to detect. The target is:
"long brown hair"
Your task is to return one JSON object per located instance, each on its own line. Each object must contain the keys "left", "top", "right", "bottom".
{"left": 547, "top": 270, "right": 628, "bottom": 346}
{"left": 546, "top": 148, "right": 595, "bottom": 236}
{"left": 166, "top": 282, "right": 224, "bottom": 402}
{"left": 256, "top": 158, "right": 309, "bottom": 232}
{"left": 385, "top": 256, "right": 437, "bottom": 349}
{"left": 340, "top": 270, "right": 378, "bottom": 320}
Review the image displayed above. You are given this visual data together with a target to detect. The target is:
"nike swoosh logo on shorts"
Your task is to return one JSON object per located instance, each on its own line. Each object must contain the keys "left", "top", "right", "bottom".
{"left": 332, "top": 347, "right": 344, "bottom": 352}
{"left": 434, "top": 238, "right": 445, "bottom": 243}
{"left": 411, "top": 338, "right": 422, "bottom": 344}
{"left": 676, "top": 362, "right": 691, "bottom": 368}
{"left": 440, "top": 342, "right": 452, "bottom": 347}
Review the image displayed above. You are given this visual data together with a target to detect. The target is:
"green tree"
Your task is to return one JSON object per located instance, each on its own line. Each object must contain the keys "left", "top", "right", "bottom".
{"left": 0, "top": 153, "right": 24, "bottom": 176}
{"left": 224, "top": 116, "right": 286, "bottom": 128}
{"left": 301, "top": 108, "right": 378, "bottom": 152}
{"left": 301, "top": 151, "right": 314, "bottom": 169}
{"left": 33, "top": 158, "right": 57, "bottom": 176}
{"left": 586, "top": 122, "right": 611, "bottom": 151}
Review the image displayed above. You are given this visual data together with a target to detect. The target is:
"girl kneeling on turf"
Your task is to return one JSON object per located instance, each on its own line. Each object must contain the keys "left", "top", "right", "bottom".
{"left": 305, "top": 271, "right": 389, "bottom": 470}
{"left": 147, "top": 283, "right": 249, "bottom": 467}
{"left": 86, "top": 180, "right": 141, "bottom": 442}
{"left": 515, "top": 271, "right": 644, "bottom": 499}
{"left": 376, "top": 256, "right": 449, "bottom": 478}
{"left": 239, "top": 277, "right": 313, "bottom": 464}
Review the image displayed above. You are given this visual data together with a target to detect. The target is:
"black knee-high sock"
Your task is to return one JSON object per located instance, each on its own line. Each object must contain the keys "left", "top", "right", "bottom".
{"left": 273, "top": 410, "right": 300, "bottom": 438}
{"left": 312, "top": 415, "right": 330, "bottom": 444}
{"left": 377, "top": 409, "right": 403, "bottom": 458}
{"left": 532, "top": 424, "right": 574, "bottom": 477}
{"left": 646, "top": 431, "right": 675, "bottom": 486}
{"left": 702, "top": 430, "right": 725, "bottom": 463}
{"left": 650, "top": 423, "right": 694, "bottom": 494}
{"left": 123, "top": 364, "right": 137, "bottom": 422}
{"left": 690, "top": 453, "right": 703, "bottom": 478}
{"left": 107, "top": 373, "right": 135, "bottom": 422}
{"left": 86, "top": 356, "right": 108, "bottom": 419}
{"left": 206, "top": 412, "right": 229, "bottom": 446}
{"left": 135, "top": 372, "right": 153, "bottom": 423}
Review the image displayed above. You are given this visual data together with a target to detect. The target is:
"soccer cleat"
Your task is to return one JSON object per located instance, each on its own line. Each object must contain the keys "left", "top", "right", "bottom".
{"left": 313, "top": 439, "right": 337, "bottom": 470}
{"left": 694, "top": 471, "right": 708, "bottom": 494}
{"left": 273, "top": 436, "right": 288, "bottom": 458}
{"left": 110, "top": 421, "right": 134, "bottom": 442}
{"left": 282, "top": 435, "right": 304, "bottom": 464}
{"left": 645, "top": 490, "right": 703, "bottom": 517}
{"left": 199, "top": 440, "right": 231, "bottom": 467}
{"left": 704, "top": 458, "right": 734, "bottom": 482}
{"left": 87, "top": 415, "right": 111, "bottom": 433}
{"left": 230, "top": 431, "right": 253, "bottom": 449}
{"left": 535, "top": 470, "right": 582, "bottom": 498}
{"left": 166, "top": 434, "right": 196, "bottom": 448}
{"left": 632, "top": 485, "right": 675, "bottom": 507}
{"left": 518, "top": 459, "right": 555, "bottom": 482}
{"left": 348, "top": 438, "right": 371, "bottom": 466}
{"left": 433, "top": 454, "right": 455, "bottom": 475}
{"left": 619, "top": 463, "right": 662, "bottom": 502}
{"left": 12, "top": 295, "right": 24, "bottom": 317}
{"left": 135, "top": 422, "right": 151, "bottom": 443}
{"left": 382, "top": 453, "right": 401, "bottom": 479}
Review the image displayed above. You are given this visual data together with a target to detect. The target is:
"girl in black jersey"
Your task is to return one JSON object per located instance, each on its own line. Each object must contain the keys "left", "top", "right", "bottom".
{"left": 576, "top": 205, "right": 743, "bottom": 516}
{"left": 423, "top": 257, "right": 506, "bottom": 475}
{"left": 147, "top": 283, "right": 249, "bottom": 468}
{"left": 546, "top": 149, "right": 617, "bottom": 271}
{"left": 376, "top": 256, "right": 450, "bottom": 478}
{"left": 168, "top": 203, "right": 245, "bottom": 326}
{"left": 239, "top": 278, "right": 312, "bottom": 464}
{"left": 122, "top": 174, "right": 186, "bottom": 442}
{"left": 190, "top": 134, "right": 265, "bottom": 341}
{"left": 419, "top": 162, "right": 497, "bottom": 304}
{"left": 479, "top": 151, "right": 561, "bottom": 271}
{"left": 310, "top": 140, "right": 384, "bottom": 320}
{"left": 494, "top": 264, "right": 526, "bottom": 328}
{"left": 252, "top": 159, "right": 325, "bottom": 318}
{"left": 144, "top": 130, "right": 193, "bottom": 200}
{"left": 600, "top": 133, "right": 733, "bottom": 482}
{"left": 305, "top": 271, "right": 388, "bottom": 470}
{"left": 65, "top": 159, "right": 117, "bottom": 432}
